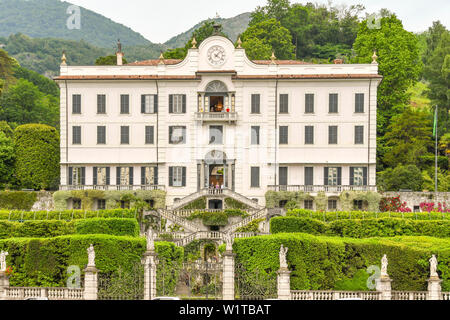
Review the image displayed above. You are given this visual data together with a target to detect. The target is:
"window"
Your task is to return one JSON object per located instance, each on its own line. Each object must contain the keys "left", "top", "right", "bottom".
{"left": 251, "top": 94, "right": 260, "bottom": 114}
{"left": 97, "top": 94, "right": 106, "bottom": 114}
{"left": 73, "top": 199, "right": 82, "bottom": 210}
{"left": 279, "top": 126, "right": 288, "bottom": 144}
{"left": 355, "top": 126, "right": 364, "bottom": 144}
{"left": 328, "top": 126, "right": 338, "bottom": 144}
{"left": 209, "top": 125, "right": 223, "bottom": 145}
{"left": 72, "top": 94, "right": 81, "bottom": 114}
{"left": 251, "top": 126, "right": 260, "bottom": 145}
{"left": 304, "top": 200, "right": 313, "bottom": 210}
{"left": 120, "top": 126, "right": 130, "bottom": 144}
{"left": 93, "top": 167, "right": 109, "bottom": 186}
{"left": 305, "top": 94, "right": 314, "bottom": 113}
{"left": 251, "top": 167, "right": 260, "bottom": 188}
{"left": 169, "top": 167, "right": 186, "bottom": 187}
{"left": 305, "top": 126, "right": 314, "bottom": 145}
{"left": 116, "top": 167, "right": 133, "bottom": 185}
{"left": 145, "top": 126, "right": 154, "bottom": 144}
{"left": 169, "top": 126, "right": 186, "bottom": 144}
{"left": 72, "top": 126, "right": 81, "bottom": 144}
{"left": 169, "top": 94, "right": 186, "bottom": 114}
{"left": 120, "top": 94, "right": 130, "bottom": 114}
{"left": 354, "top": 200, "right": 363, "bottom": 210}
{"left": 68, "top": 167, "right": 85, "bottom": 186}
{"left": 324, "top": 167, "right": 342, "bottom": 186}
{"left": 355, "top": 93, "right": 364, "bottom": 113}
{"left": 305, "top": 167, "right": 314, "bottom": 186}
{"left": 141, "top": 167, "right": 158, "bottom": 185}
{"left": 329, "top": 94, "right": 338, "bottom": 113}
{"left": 141, "top": 94, "right": 158, "bottom": 114}
{"left": 279, "top": 94, "right": 289, "bottom": 114}
{"left": 97, "top": 126, "right": 106, "bottom": 144}
{"left": 97, "top": 199, "right": 106, "bottom": 210}
{"left": 279, "top": 167, "right": 288, "bottom": 186}
{"left": 120, "top": 200, "right": 130, "bottom": 209}
{"left": 350, "top": 167, "right": 367, "bottom": 186}
{"left": 328, "top": 200, "right": 337, "bottom": 210}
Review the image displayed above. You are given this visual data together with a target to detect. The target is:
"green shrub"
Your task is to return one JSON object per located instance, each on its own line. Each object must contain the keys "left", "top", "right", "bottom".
{"left": 74, "top": 218, "right": 139, "bottom": 237}
{"left": 182, "top": 197, "right": 206, "bottom": 210}
{"left": 235, "top": 218, "right": 265, "bottom": 233}
{"left": 0, "top": 209, "right": 137, "bottom": 221}
{"left": 225, "top": 198, "right": 249, "bottom": 209}
{"left": 270, "top": 217, "right": 327, "bottom": 235}
{"left": 0, "top": 191, "right": 37, "bottom": 210}
{"left": 186, "top": 209, "right": 247, "bottom": 226}
{"left": 233, "top": 233, "right": 450, "bottom": 291}
{"left": 14, "top": 124, "right": 60, "bottom": 190}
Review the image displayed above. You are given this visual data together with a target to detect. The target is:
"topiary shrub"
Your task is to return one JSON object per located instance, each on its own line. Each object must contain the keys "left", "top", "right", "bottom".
{"left": 0, "top": 191, "right": 37, "bottom": 210}
{"left": 74, "top": 218, "right": 139, "bottom": 237}
{"left": 14, "top": 124, "right": 60, "bottom": 190}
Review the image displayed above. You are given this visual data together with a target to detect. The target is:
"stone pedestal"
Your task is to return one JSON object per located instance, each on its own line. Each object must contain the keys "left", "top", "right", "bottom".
{"left": 222, "top": 251, "right": 235, "bottom": 300}
{"left": 83, "top": 266, "right": 98, "bottom": 300}
{"left": 277, "top": 268, "right": 291, "bottom": 300}
{"left": 427, "top": 277, "right": 442, "bottom": 300}
{"left": 142, "top": 251, "right": 158, "bottom": 301}
{"left": 0, "top": 271, "right": 9, "bottom": 300}
{"left": 376, "top": 276, "right": 392, "bottom": 300}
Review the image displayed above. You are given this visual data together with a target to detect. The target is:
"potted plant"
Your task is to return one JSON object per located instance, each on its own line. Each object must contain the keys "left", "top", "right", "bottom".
{"left": 226, "top": 107, "right": 230, "bottom": 112}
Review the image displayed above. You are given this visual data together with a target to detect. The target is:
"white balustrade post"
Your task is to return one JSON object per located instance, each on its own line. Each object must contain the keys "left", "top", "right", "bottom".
{"left": 0, "top": 271, "right": 9, "bottom": 300}
{"left": 277, "top": 245, "right": 291, "bottom": 300}
{"left": 375, "top": 276, "right": 392, "bottom": 300}
{"left": 222, "top": 251, "right": 235, "bottom": 300}
{"left": 142, "top": 252, "right": 158, "bottom": 300}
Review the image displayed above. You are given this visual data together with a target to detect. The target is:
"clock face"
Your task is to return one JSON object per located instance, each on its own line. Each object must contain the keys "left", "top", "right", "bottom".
{"left": 207, "top": 45, "right": 226, "bottom": 66}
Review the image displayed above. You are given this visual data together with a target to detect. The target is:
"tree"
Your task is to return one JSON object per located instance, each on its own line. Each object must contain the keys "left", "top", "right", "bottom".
{"left": 95, "top": 55, "right": 128, "bottom": 66}
{"left": 241, "top": 37, "right": 272, "bottom": 60}
{"left": 383, "top": 108, "right": 433, "bottom": 168}
{"left": 0, "top": 131, "right": 15, "bottom": 188}
{"left": 250, "top": 0, "right": 291, "bottom": 26}
{"left": 378, "top": 165, "right": 423, "bottom": 192}
{"left": 14, "top": 124, "right": 60, "bottom": 190}
{"left": 0, "top": 49, "right": 16, "bottom": 94}
{"left": 241, "top": 18, "right": 295, "bottom": 60}
{"left": 422, "top": 169, "right": 450, "bottom": 192}
{"left": 0, "top": 121, "right": 13, "bottom": 139}
{"left": 13, "top": 65, "right": 59, "bottom": 97}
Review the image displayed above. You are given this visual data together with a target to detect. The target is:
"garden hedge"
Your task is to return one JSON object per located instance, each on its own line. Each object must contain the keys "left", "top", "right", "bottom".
{"left": 0, "top": 191, "right": 37, "bottom": 210}
{"left": 233, "top": 233, "right": 450, "bottom": 291}
{"left": 0, "top": 235, "right": 183, "bottom": 294}
{"left": 0, "top": 209, "right": 137, "bottom": 221}
{"left": 186, "top": 209, "right": 248, "bottom": 226}
{"left": 0, "top": 218, "right": 139, "bottom": 239}
{"left": 271, "top": 217, "right": 450, "bottom": 238}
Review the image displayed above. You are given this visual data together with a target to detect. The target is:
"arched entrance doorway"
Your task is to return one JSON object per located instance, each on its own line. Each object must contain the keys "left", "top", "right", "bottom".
{"left": 204, "top": 150, "right": 228, "bottom": 189}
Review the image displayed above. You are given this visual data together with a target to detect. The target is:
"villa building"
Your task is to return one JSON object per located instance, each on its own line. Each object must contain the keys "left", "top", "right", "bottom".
{"left": 55, "top": 32, "right": 382, "bottom": 210}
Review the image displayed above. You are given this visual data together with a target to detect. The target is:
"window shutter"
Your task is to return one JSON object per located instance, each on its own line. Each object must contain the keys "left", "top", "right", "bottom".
{"left": 81, "top": 167, "right": 86, "bottom": 185}
{"left": 129, "top": 167, "right": 134, "bottom": 185}
{"left": 141, "top": 167, "right": 146, "bottom": 185}
{"left": 182, "top": 95, "right": 186, "bottom": 113}
{"left": 182, "top": 167, "right": 186, "bottom": 187}
{"left": 106, "top": 167, "right": 110, "bottom": 185}
{"left": 363, "top": 167, "right": 368, "bottom": 186}
{"left": 169, "top": 127, "right": 173, "bottom": 144}
{"left": 68, "top": 167, "right": 73, "bottom": 185}
{"left": 337, "top": 168, "right": 342, "bottom": 186}
{"left": 154, "top": 167, "right": 158, "bottom": 185}
{"left": 305, "top": 167, "right": 313, "bottom": 186}
{"left": 182, "top": 127, "right": 186, "bottom": 144}
{"left": 154, "top": 95, "right": 158, "bottom": 113}
{"left": 116, "top": 167, "right": 121, "bottom": 186}
{"left": 93, "top": 167, "right": 97, "bottom": 185}
{"left": 324, "top": 167, "right": 329, "bottom": 185}
{"left": 169, "top": 167, "right": 173, "bottom": 186}
{"left": 141, "top": 95, "right": 145, "bottom": 113}
{"left": 169, "top": 95, "right": 173, "bottom": 113}
{"left": 350, "top": 167, "right": 354, "bottom": 186}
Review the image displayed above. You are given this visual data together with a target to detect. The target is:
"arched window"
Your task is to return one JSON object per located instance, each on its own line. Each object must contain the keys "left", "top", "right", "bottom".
{"left": 205, "top": 80, "right": 228, "bottom": 93}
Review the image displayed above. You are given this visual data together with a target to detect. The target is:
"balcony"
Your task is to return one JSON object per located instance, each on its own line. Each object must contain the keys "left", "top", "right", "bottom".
{"left": 268, "top": 185, "right": 377, "bottom": 193}
{"left": 195, "top": 112, "right": 237, "bottom": 124}
{"left": 60, "top": 185, "right": 166, "bottom": 191}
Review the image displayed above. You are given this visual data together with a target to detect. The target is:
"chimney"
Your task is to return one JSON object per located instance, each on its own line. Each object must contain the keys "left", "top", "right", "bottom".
{"left": 116, "top": 39, "right": 124, "bottom": 66}
{"left": 333, "top": 59, "right": 343, "bottom": 64}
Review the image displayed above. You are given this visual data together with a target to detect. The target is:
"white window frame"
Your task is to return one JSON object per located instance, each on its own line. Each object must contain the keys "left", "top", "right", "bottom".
{"left": 173, "top": 94, "right": 184, "bottom": 114}
{"left": 172, "top": 167, "right": 183, "bottom": 187}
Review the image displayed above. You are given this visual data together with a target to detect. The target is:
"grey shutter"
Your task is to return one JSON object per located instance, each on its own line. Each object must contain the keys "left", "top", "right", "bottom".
{"left": 182, "top": 167, "right": 186, "bottom": 187}
{"left": 154, "top": 95, "right": 158, "bottom": 113}
{"left": 251, "top": 94, "right": 260, "bottom": 113}
{"left": 305, "top": 167, "right": 313, "bottom": 185}
{"left": 324, "top": 167, "right": 329, "bottom": 185}
{"left": 279, "top": 167, "right": 288, "bottom": 186}
{"left": 306, "top": 94, "right": 314, "bottom": 113}
{"left": 182, "top": 95, "right": 186, "bottom": 113}
{"left": 106, "top": 167, "right": 110, "bottom": 185}
{"left": 68, "top": 167, "right": 73, "bottom": 185}
{"left": 141, "top": 167, "right": 146, "bottom": 185}
{"left": 169, "top": 127, "right": 173, "bottom": 144}
{"left": 154, "top": 167, "right": 158, "bottom": 185}
{"left": 169, "top": 167, "right": 173, "bottom": 186}
{"left": 363, "top": 167, "right": 368, "bottom": 186}
{"left": 182, "top": 127, "right": 186, "bottom": 144}
{"left": 81, "top": 167, "right": 86, "bottom": 185}
{"left": 356, "top": 94, "right": 364, "bottom": 113}
{"left": 93, "top": 167, "right": 97, "bottom": 185}
{"left": 169, "top": 95, "right": 173, "bottom": 113}
{"left": 141, "top": 95, "right": 146, "bottom": 113}
{"left": 337, "top": 168, "right": 342, "bottom": 185}
{"left": 329, "top": 94, "right": 338, "bottom": 113}
{"left": 116, "top": 167, "right": 121, "bottom": 185}
{"left": 129, "top": 167, "right": 134, "bottom": 185}
{"left": 350, "top": 167, "right": 355, "bottom": 186}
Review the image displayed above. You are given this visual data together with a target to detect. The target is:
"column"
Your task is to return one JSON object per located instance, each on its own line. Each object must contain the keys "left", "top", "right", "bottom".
{"left": 277, "top": 269, "right": 291, "bottom": 300}
{"left": 142, "top": 251, "right": 158, "bottom": 300}
{"left": 375, "top": 275, "right": 392, "bottom": 301}
{"left": 0, "top": 271, "right": 9, "bottom": 300}
{"left": 83, "top": 266, "right": 98, "bottom": 300}
{"left": 222, "top": 251, "right": 235, "bottom": 300}
{"left": 427, "top": 276, "right": 442, "bottom": 300}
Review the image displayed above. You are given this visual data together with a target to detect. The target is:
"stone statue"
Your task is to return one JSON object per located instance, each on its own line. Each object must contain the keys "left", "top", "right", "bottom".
{"left": 87, "top": 244, "right": 95, "bottom": 267}
{"left": 225, "top": 232, "right": 233, "bottom": 251}
{"left": 279, "top": 245, "right": 288, "bottom": 269}
{"left": 430, "top": 255, "right": 438, "bottom": 278}
{"left": 146, "top": 228, "right": 155, "bottom": 252}
{"left": 381, "top": 254, "right": 388, "bottom": 277}
{"left": 0, "top": 250, "right": 8, "bottom": 272}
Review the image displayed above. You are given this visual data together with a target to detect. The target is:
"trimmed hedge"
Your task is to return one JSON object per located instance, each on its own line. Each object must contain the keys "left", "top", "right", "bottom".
{"left": 0, "top": 218, "right": 139, "bottom": 239}
{"left": 233, "top": 233, "right": 450, "bottom": 291}
{"left": 0, "top": 209, "right": 137, "bottom": 221}
{"left": 0, "top": 191, "right": 37, "bottom": 210}
{"left": 186, "top": 209, "right": 248, "bottom": 226}
{"left": 287, "top": 209, "right": 450, "bottom": 221}
{"left": 0, "top": 235, "right": 183, "bottom": 294}
{"left": 271, "top": 217, "right": 450, "bottom": 238}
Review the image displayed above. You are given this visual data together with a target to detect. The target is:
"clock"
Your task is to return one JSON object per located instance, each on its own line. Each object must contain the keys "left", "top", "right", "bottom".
{"left": 207, "top": 45, "right": 226, "bottom": 66}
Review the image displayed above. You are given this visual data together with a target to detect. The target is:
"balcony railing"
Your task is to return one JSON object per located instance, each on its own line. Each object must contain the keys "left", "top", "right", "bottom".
{"left": 268, "top": 185, "right": 377, "bottom": 193}
{"left": 60, "top": 185, "right": 166, "bottom": 191}
{"left": 195, "top": 112, "right": 237, "bottom": 123}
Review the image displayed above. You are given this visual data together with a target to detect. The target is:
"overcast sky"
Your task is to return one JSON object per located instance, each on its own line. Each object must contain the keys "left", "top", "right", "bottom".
{"left": 66, "top": 0, "right": 449, "bottom": 43}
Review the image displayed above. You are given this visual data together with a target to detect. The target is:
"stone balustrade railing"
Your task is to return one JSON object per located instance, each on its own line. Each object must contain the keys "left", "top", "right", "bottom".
{"left": 4, "top": 287, "right": 84, "bottom": 300}
{"left": 224, "top": 208, "right": 267, "bottom": 233}
{"left": 442, "top": 292, "right": 450, "bottom": 300}
{"left": 157, "top": 209, "right": 201, "bottom": 233}
{"left": 291, "top": 290, "right": 382, "bottom": 300}
{"left": 391, "top": 291, "right": 427, "bottom": 300}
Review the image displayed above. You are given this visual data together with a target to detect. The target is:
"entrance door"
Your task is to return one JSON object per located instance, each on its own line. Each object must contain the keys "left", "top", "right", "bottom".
{"left": 209, "top": 200, "right": 223, "bottom": 210}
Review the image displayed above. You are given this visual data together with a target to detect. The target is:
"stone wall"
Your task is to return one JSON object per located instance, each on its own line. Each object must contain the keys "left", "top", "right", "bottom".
{"left": 382, "top": 192, "right": 450, "bottom": 211}
{"left": 30, "top": 191, "right": 55, "bottom": 211}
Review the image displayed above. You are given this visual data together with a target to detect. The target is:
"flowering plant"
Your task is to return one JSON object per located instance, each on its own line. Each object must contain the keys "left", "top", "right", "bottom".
{"left": 379, "top": 196, "right": 411, "bottom": 212}
{"left": 5, "top": 266, "right": 13, "bottom": 277}
{"left": 420, "top": 202, "right": 450, "bottom": 213}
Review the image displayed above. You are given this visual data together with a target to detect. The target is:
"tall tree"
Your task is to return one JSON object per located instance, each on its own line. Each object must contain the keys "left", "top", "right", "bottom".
{"left": 0, "top": 49, "right": 16, "bottom": 94}
{"left": 0, "top": 131, "right": 15, "bottom": 188}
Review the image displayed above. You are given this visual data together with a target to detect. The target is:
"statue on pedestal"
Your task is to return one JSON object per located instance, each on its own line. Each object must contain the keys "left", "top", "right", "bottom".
{"left": 146, "top": 228, "right": 155, "bottom": 252}
{"left": 87, "top": 244, "right": 95, "bottom": 267}
{"left": 279, "top": 245, "right": 288, "bottom": 269}
{"left": 381, "top": 254, "right": 388, "bottom": 277}
{"left": 225, "top": 232, "right": 233, "bottom": 252}
{"left": 0, "top": 250, "right": 8, "bottom": 272}
{"left": 430, "top": 255, "right": 438, "bottom": 278}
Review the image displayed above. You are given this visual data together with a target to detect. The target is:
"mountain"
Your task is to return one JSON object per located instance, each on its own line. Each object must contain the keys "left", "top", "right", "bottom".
{"left": 164, "top": 13, "right": 251, "bottom": 49}
{"left": 0, "top": 0, "right": 156, "bottom": 48}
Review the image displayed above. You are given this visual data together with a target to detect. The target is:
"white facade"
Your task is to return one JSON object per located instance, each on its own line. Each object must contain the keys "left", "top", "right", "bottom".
{"left": 56, "top": 35, "right": 381, "bottom": 208}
